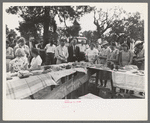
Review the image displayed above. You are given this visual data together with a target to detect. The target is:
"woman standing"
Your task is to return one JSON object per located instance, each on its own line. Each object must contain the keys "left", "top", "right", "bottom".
{"left": 119, "top": 43, "right": 134, "bottom": 67}
{"left": 107, "top": 42, "right": 119, "bottom": 66}
{"left": 98, "top": 41, "right": 109, "bottom": 64}
{"left": 45, "top": 40, "right": 56, "bottom": 65}
{"left": 133, "top": 41, "right": 144, "bottom": 70}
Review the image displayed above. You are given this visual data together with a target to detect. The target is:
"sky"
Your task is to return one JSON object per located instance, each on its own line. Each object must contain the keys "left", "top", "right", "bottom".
{"left": 4, "top": 3, "right": 147, "bottom": 36}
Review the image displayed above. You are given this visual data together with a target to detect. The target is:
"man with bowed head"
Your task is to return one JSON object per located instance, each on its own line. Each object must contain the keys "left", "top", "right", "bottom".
{"left": 55, "top": 38, "right": 69, "bottom": 64}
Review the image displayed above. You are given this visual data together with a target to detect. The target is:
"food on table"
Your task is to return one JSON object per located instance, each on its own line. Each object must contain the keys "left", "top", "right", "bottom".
{"left": 124, "top": 65, "right": 138, "bottom": 71}
{"left": 66, "top": 65, "right": 71, "bottom": 69}
{"left": 118, "top": 69, "right": 127, "bottom": 72}
{"left": 42, "top": 69, "right": 52, "bottom": 74}
{"left": 18, "top": 70, "right": 32, "bottom": 78}
{"left": 31, "top": 70, "right": 44, "bottom": 75}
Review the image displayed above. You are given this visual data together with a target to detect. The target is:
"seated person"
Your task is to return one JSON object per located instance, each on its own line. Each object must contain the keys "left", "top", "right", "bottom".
{"left": 9, "top": 48, "right": 28, "bottom": 73}
{"left": 6, "top": 40, "right": 14, "bottom": 72}
{"left": 29, "top": 48, "right": 42, "bottom": 71}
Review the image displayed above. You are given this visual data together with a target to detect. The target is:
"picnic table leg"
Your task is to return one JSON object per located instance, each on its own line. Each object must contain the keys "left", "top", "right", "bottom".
{"left": 110, "top": 79, "right": 114, "bottom": 98}
{"left": 95, "top": 71, "right": 99, "bottom": 88}
{"left": 84, "top": 81, "right": 88, "bottom": 95}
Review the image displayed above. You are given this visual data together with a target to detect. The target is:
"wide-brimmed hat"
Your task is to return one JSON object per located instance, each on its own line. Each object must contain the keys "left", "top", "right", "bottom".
{"left": 101, "top": 40, "right": 108, "bottom": 46}
{"left": 134, "top": 40, "right": 143, "bottom": 47}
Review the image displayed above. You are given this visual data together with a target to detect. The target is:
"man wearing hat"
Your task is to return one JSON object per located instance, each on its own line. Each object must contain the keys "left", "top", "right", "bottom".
{"left": 55, "top": 38, "right": 69, "bottom": 64}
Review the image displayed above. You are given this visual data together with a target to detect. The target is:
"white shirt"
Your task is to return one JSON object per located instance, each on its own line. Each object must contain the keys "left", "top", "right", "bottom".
{"left": 79, "top": 44, "right": 86, "bottom": 52}
{"left": 45, "top": 44, "right": 56, "bottom": 53}
{"left": 30, "top": 55, "right": 42, "bottom": 69}
{"left": 85, "top": 48, "right": 98, "bottom": 62}
{"left": 55, "top": 45, "right": 69, "bottom": 59}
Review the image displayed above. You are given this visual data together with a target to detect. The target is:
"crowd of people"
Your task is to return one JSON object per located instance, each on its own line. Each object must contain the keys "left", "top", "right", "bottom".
{"left": 6, "top": 35, "right": 145, "bottom": 74}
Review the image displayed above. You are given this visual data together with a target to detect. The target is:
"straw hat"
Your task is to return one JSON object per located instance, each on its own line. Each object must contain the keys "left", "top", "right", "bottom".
{"left": 134, "top": 40, "right": 143, "bottom": 47}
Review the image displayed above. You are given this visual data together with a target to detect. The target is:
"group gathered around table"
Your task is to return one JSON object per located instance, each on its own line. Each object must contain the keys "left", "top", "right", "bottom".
{"left": 6, "top": 35, "right": 145, "bottom": 99}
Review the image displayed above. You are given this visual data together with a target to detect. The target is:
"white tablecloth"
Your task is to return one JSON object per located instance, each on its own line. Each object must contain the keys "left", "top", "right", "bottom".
{"left": 112, "top": 71, "right": 145, "bottom": 92}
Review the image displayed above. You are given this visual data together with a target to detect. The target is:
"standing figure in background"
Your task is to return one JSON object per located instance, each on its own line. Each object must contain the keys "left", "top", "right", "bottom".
{"left": 133, "top": 41, "right": 144, "bottom": 70}
{"left": 55, "top": 38, "right": 69, "bottom": 64}
{"left": 68, "top": 38, "right": 80, "bottom": 62}
{"left": 98, "top": 40, "right": 109, "bottom": 64}
{"left": 45, "top": 39, "right": 56, "bottom": 65}
{"left": 14, "top": 37, "right": 30, "bottom": 62}
{"left": 107, "top": 42, "right": 119, "bottom": 66}
{"left": 85, "top": 43, "right": 98, "bottom": 64}
{"left": 6, "top": 41, "right": 14, "bottom": 72}
{"left": 78, "top": 40, "right": 87, "bottom": 61}
{"left": 37, "top": 40, "right": 46, "bottom": 65}
{"left": 118, "top": 43, "right": 134, "bottom": 67}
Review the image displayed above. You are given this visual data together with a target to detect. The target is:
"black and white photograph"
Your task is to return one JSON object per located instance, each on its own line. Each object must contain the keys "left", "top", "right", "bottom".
{"left": 3, "top": 2, "right": 148, "bottom": 121}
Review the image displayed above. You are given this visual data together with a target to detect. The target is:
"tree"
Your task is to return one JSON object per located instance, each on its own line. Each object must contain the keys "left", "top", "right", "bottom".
{"left": 6, "top": 25, "right": 17, "bottom": 42}
{"left": 110, "top": 11, "right": 144, "bottom": 41}
{"left": 93, "top": 7, "right": 125, "bottom": 39}
{"left": 6, "top": 6, "right": 94, "bottom": 46}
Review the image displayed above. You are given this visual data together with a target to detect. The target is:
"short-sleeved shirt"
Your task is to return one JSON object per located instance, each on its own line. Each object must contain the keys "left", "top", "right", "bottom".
{"left": 85, "top": 48, "right": 98, "bottom": 62}
{"left": 78, "top": 44, "right": 86, "bottom": 52}
{"left": 107, "top": 48, "right": 119, "bottom": 64}
{"left": 30, "top": 55, "right": 42, "bottom": 70}
{"left": 45, "top": 44, "right": 56, "bottom": 53}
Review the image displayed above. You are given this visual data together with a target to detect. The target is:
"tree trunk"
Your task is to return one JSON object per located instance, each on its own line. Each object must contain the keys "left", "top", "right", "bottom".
{"left": 43, "top": 6, "right": 50, "bottom": 47}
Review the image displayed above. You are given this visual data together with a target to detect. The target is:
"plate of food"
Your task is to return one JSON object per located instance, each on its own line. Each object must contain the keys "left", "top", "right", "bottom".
{"left": 118, "top": 69, "right": 127, "bottom": 72}
{"left": 31, "top": 70, "right": 44, "bottom": 75}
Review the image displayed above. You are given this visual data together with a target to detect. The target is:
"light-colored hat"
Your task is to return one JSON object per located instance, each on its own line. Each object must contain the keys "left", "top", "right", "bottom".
{"left": 101, "top": 40, "right": 108, "bottom": 46}
{"left": 134, "top": 40, "right": 143, "bottom": 47}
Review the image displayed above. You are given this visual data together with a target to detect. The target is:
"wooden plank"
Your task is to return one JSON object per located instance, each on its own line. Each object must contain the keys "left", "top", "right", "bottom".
{"left": 43, "top": 74, "right": 88, "bottom": 99}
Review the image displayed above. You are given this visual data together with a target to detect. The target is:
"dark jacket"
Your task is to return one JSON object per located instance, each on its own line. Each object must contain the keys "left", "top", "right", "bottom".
{"left": 68, "top": 45, "right": 80, "bottom": 62}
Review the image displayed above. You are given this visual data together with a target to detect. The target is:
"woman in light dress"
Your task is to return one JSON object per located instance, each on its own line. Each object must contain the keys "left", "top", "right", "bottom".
{"left": 119, "top": 43, "right": 134, "bottom": 67}
{"left": 9, "top": 48, "right": 28, "bottom": 73}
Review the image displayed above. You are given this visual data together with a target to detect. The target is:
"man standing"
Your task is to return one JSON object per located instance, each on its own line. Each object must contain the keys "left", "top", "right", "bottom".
{"left": 68, "top": 38, "right": 80, "bottom": 62}
{"left": 55, "top": 38, "right": 69, "bottom": 64}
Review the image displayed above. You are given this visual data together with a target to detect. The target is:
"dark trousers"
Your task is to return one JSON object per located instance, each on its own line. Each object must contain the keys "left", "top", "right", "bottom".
{"left": 40, "top": 52, "right": 46, "bottom": 65}
{"left": 79, "top": 52, "right": 85, "bottom": 61}
{"left": 68, "top": 56, "right": 78, "bottom": 62}
{"left": 46, "top": 53, "right": 54, "bottom": 65}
